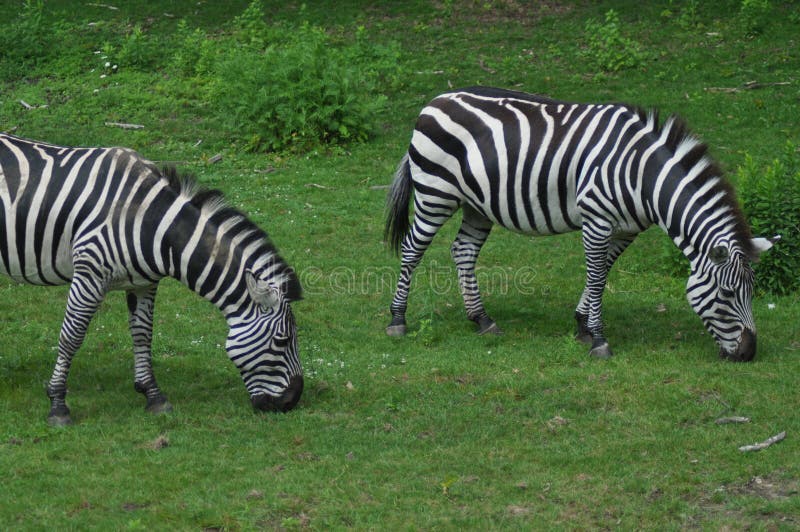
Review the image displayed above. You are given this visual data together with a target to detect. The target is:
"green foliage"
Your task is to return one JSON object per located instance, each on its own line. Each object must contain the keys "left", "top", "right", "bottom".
{"left": 0, "top": 0, "right": 52, "bottom": 78}
{"left": 661, "top": 0, "right": 702, "bottom": 30}
{"left": 738, "top": 143, "right": 800, "bottom": 295}
{"left": 211, "top": 3, "right": 402, "bottom": 152}
{"left": 118, "top": 25, "right": 165, "bottom": 71}
{"left": 170, "top": 20, "right": 215, "bottom": 77}
{"left": 583, "top": 9, "right": 647, "bottom": 72}
{"left": 739, "top": 0, "right": 772, "bottom": 35}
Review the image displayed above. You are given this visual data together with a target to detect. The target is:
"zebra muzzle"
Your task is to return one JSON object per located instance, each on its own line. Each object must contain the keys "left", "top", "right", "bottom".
{"left": 251, "top": 375, "right": 304, "bottom": 413}
{"left": 720, "top": 328, "right": 756, "bottom": 362}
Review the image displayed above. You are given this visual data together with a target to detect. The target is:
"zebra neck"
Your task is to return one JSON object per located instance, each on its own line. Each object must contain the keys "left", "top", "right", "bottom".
{"left": 662, "top": 205, "right": 739, "bottom": 269}
{"left": 161, "top": 211, "right": 267, "bottom": 319}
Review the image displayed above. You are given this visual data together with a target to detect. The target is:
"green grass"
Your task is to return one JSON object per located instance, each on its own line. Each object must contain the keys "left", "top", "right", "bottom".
{"left": 1, "top": 0, "right": 799, "bottom": 529}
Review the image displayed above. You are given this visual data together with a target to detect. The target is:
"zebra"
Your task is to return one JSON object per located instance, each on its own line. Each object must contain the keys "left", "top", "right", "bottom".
{"left": 385, "top": 86, "right": 777, "bottom": 361}
{"left": 0, "top": 133, "right": 303, "bottom": 425}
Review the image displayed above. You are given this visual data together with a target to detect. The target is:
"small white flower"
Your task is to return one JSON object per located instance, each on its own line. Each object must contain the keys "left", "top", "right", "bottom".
{"left": 104, "top": 61, "right": 110, "bottom": 68}
{"left": 767, "top": 303, "right": 776, "bottom": 310}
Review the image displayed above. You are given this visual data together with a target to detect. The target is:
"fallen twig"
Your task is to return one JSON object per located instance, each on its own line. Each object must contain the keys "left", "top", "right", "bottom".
{"left": 705, "top": 80, "right": 791, "bottom": 93}
{"left": 715, "top": 416, "right": 750, "bottom": 424}
{"left": 20, "top": 100, "right": 48, "bottom": 110}
{"left": 87, "top": 2, "right": 119, "bottom": 9}
{"left": 369, "top": 184, "right": 390, "bottom": 190}
{"left": 105, "top": 121, "right": 144, "bottom": 130}
{"left": 738, "top": 431, "right": 786, "bottom": 452}
{"left": 305, "top": 183, "right": 330, "bottom": 189}
{"left": 207, "top": 153, "right": 223, "bottom": 164}
{"left": 478, "top": 58, "right": 497, "bottom": 74}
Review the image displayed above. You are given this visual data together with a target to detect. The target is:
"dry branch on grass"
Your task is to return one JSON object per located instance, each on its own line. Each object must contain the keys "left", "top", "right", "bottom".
{"left": 715, "top": 416, "right": 750, "bottom": 424}
{"left": 705, "top": 80, "right": 791, "bottom": 93}
{"left": 738, "top": 431, "right": 786, "bottom": 452}
{"left": 105, "top": 121, "right": 144, "bottom": 130}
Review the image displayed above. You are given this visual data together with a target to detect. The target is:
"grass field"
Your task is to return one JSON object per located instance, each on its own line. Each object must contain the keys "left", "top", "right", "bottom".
{"left": 1, "top": 1, "right": 799, "bottom": 529}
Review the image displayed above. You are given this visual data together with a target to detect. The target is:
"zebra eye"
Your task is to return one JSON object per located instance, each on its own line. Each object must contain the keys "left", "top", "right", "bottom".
{"left": 273, "top": 335, "right": 290, "bottom": 348}
{"left": 719, "top": 287, "right": 735, "bottom": 299}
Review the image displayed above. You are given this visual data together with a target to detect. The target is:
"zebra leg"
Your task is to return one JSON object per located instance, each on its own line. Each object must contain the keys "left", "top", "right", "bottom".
{"left": 575, "top": 234, "right": 636, "bottom": 344}
{"left": 387, "top": 201, "right": 456, "bottom": 336}
{"left": 451, "top": 206, "right": 500, "bottom": 335}
{"left": 46, "top": 268, "right": 108, "bottom": 426}
{"left": 578, "top": 223, "right": 614, "bottom": 359}
{"left": 127, "top": 286, "right": 172, "bottom": 414}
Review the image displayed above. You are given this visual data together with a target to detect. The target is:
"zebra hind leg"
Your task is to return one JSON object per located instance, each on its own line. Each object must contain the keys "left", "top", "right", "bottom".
{"left": 387, "top": 199, "right": 457, "bottom": 336}
{"left": 451, "top": 206, "right": 501, "bottom": 335}
{"left": 127, "top": 287, "right": 173, "bottom": 414}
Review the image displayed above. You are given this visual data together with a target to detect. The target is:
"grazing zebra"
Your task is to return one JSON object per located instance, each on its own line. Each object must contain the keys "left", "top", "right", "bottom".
{"left": 0, "top": 133, "right": 303, "bottom": 425}
{"left": 385, "top": 86, "right": 776, "bottom": 361}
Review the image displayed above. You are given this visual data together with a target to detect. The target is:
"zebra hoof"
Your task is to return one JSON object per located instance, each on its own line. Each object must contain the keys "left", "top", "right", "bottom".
{"left": 47, "top": 413, "right": 73, "bottom": 427}
{"left": 478, "top": 322, "right": 503, "bottom": 335}
{"left": 386, "top": 324, "right": 407, "bottom": 337}
{"left": 589, "top": 342, "right": 613, "bottom": 359}
{"left": 146, "top": 399, "right": 173, "bottom": 415}
{"left": 475, "top": 315, "right": 503, "bottom": 335}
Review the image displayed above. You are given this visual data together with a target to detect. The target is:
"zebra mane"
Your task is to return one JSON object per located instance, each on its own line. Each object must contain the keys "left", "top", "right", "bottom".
{"left": 159, "top": 166, "right": 302, "bottom": 300}
{"left": 654, "top": 113, "right": 756, "bottom": 259}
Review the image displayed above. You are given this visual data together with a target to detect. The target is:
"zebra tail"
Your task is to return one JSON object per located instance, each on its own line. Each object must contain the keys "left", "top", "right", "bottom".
{"left": 384, "top": 153, "right": 412, "bottom": 256}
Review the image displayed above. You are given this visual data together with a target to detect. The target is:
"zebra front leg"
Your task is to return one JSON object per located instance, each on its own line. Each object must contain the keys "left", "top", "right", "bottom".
{"left": 580, "top": 224, "right": 614, "bottom": 359}
{"left": 452, "top": 207, "right": 500, "bottom": 335}
{"left": 127, "top": 286, "right": 172, "bottom": 414}
{"left": 574, "top": 234, "right": 636, "bottom": 345}
{"left": 46, "top": 270, "right": 107, "bottom": 426}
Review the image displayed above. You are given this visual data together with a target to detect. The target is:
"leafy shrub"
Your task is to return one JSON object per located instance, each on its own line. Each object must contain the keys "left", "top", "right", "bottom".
{"left": 738, "top": 143, "right": 800, "bottom": 295}
{"left": 0, "top": 0, "right": 52, "bottom": 78}
{"left": 170, "top": 19, "right": 215, "bottom": 77}
{"left": 118, "top": 25, "right": 166, "bottom": 71}
{"left": 660, "top": 0, "right": 702, "bottom": 30}
{"left": 583, "top": 9, "right": 647, "bottom": 72}
{"left": 739, "top": 0, "right": 772, "bottom": 36}
{"left": 210, "top": 2, "right": 402, "bottom": 152}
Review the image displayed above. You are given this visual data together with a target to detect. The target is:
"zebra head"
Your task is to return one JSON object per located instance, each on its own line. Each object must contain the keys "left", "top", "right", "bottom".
{"left": 226, "top": 269, "right": 303, "bottom": 412}
{"left": 686, "top": 236, "right": 777, "bottom": 361}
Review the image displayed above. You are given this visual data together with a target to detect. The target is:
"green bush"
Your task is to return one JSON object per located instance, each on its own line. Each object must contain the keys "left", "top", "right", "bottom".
{"left": 583, "top": 9, "right": 647, "bottom": 72}
{"left": 0, "top": 0, "right": 52, "bottom": 78}
{"left": 210, "top": 2, "right": 402, "bottom": 152}
{"left": 739, "top": 0, "right": 772, "bottom": 36}
{"left": 170, "top": 19, "right": 215, "bottom": 77}
{"left": 118, "top": 25, "right": 167, "bottom": 71}
{"left": 738, "top": 142, "right": 800, "bottom": 295}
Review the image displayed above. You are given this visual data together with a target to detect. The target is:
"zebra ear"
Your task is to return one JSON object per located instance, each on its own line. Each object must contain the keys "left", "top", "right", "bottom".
{"left": 245, "top": 270, "right": 282, "bottom": 310}
{"left": 709, "top": 245, "right": 729, "bottom": 265}
{"left": 750, "top": 235, "right": 779, "bottom": 261}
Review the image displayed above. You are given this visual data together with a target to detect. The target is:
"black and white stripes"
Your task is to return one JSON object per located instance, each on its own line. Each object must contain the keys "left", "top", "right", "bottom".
{"left": 386, "top": 86, "right": 775, "bottom": 360}
{"left": 0, "top": 133, "right": 303, "bottom": 424}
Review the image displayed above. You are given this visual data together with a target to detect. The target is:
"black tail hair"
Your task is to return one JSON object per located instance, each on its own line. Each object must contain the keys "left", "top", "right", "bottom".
{"left": 384, "top": 153, "right": 412, "bottom": 255}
